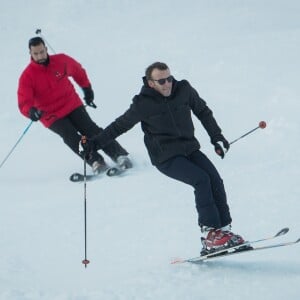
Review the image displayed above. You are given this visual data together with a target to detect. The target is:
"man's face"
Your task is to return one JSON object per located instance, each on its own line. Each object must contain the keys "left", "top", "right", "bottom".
{"left": 148, "top": 68, "right": 173, "bottom": 97}
{"left": 30, "top": 43, "right": 48, "bottom": 64}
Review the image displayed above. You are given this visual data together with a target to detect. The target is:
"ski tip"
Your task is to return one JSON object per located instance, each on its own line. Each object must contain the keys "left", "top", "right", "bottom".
{"left": 106, "top": 167, "right": 119, "bottom": 176}
{"left": 106, "top": 167, "right": 126, "bottom": 177}
{"left": 170, "top": 258, "right": 184, "bottom": 264}
{"left": 276, "top": 227, "right": 289, "bottom": 237}
{"left": 69, "top": 173, "right": 83, "bottom": 182}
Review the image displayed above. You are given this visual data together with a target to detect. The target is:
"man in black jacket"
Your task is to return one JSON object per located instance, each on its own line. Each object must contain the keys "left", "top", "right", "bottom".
{"left": 83, "top": 62, "right": 245, "bottom": 255}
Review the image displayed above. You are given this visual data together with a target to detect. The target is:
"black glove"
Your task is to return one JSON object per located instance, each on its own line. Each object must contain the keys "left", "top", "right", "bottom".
{"left": 211, "top": 134, "right": 230, "bottom": 159}
{"left": 82, "top": 86, "right": 97, "bottom": 108}
{"left": 79, "top": 136, "right": 96, "bottom": 159}
{"left": 29, "top": 107, "right": 43, "bottom": 121}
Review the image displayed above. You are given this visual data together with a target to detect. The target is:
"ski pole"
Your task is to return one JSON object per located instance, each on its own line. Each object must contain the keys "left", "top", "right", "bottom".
{"left": 229, "top": 121, "right": 267, "bottom": 145}
{"left": 35, "top": 28, "right": 56, "bottom": 54}
{"left": 81, "top": 136, "right": 90, "bottom": 268}
{"left": 0, "top": 121, "right": 34, "bottom": 169}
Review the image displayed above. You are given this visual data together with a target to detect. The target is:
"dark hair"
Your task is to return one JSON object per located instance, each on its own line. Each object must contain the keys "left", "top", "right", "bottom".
{"left": 28, "top": 36, "right": 45, "bottom": 49}
{"left": 145, "top": 62, "right": 169, "bottom": 80}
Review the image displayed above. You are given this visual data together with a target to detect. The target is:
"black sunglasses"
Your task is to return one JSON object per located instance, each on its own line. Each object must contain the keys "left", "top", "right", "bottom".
{"left": 152, "top": 75, "right": 174, "bottom": 85}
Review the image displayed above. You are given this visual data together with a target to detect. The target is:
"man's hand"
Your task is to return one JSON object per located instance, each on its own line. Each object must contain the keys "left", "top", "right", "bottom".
{"left": 79, "top": 136, "right": 96, "bottom": 159}
{"left": 80, "top": 136, "right": 92, "bottom": 158}
{"left": 211, "top": 134, "right": 230, "bottom": 159}
{"left": 29, "top": 107, "right": 43, "bottom": 121}
{"left": 82, "top": 86, "right": 97, "bottom": 108}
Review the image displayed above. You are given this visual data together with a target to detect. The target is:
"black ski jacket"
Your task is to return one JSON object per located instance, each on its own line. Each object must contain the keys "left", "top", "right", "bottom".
{"left": 94, "top": 78, "right": 223, "bottom": 165}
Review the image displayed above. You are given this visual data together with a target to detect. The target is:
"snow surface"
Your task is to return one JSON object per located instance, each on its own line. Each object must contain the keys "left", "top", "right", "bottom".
{"left": 0, "top": 0, "right": 299, "bottom": 299}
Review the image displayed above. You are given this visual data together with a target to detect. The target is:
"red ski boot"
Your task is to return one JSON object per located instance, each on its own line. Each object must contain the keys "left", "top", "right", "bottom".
{"left": 201, "top": 228, "right": 245, "bottom": 256}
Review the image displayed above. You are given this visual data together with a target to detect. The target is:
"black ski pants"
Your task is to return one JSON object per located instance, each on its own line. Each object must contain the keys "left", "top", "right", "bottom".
{"left": 49, "top": 106, "right": 128, "bottom": 166}
{"left": 156, "top": 150, "right": 232, "bottom": 229}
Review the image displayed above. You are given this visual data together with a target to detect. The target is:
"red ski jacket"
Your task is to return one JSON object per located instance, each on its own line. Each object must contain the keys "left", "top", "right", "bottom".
{"left": 18, "top": 53, "right": 91, "bottom": 127}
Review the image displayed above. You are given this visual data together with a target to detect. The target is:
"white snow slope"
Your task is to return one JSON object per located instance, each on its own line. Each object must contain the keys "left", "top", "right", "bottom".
{"left": 0, "top": 1, "right": 299, "bottom": 299}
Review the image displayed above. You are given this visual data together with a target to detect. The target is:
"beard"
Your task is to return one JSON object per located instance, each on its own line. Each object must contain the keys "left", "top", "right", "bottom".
{"left": 36, "top": 56, "right": 50, "bottom": 66}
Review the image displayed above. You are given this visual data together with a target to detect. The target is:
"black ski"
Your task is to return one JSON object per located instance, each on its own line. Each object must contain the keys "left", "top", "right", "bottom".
{"left": 69, "top": 166, "right": 127, "bottom": 182}
{"left": 106, "top": 166, "right": 126, "bottom": 177}
{"left": 69, "top": 172, "right": 99, "bottom": 182}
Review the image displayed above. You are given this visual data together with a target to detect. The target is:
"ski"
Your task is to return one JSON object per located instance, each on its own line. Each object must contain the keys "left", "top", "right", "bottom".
{"left": 69, "top": 166, "right": 127, "bottom": 182}
{"left": 69, "top": 172, "right": 100, "bottom": 182}
{"left": 171, "top": 227, "right": 292, "bottom": 264}
{"left": 185, "top": 237, "right": 300, "bottom": 264}
{"left": 106, "top": 166, "right": 127, "bottom": 177}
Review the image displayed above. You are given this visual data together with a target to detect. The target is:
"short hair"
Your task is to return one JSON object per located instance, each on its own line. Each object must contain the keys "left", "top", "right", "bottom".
{"left": 28, "top": 36, "right": 45, "bottom": 49}
{"left": 145, "top": 62, "right": 169, "bottom": 80}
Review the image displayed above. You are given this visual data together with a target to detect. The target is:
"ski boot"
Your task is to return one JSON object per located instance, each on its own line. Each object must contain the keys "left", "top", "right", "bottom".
{"left": 92, "top": 160, "right": 109, "bottom": 175}
{"left": 116, "top": 155, "right": 133, "bottom": 170}
{"left": 200, "top": 227, "right": 245, "bottom": 256}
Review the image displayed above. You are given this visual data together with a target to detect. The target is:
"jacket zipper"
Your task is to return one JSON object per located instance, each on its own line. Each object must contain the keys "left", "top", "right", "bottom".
{"left": 165, "top": 98, "right": 191, "bottom": 156}
{"left": 165, "top": 98, "right": 181, "bottom": 137}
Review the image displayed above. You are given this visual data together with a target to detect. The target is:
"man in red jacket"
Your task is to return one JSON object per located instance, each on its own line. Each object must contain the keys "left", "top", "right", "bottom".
{"left": 18, "top": 36, "right": 132, "bottom": 173}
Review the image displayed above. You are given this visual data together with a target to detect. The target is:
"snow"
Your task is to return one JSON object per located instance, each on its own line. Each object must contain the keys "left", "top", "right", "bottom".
{"left": 0, "top": 0, "right": 300, "bottom": 299}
